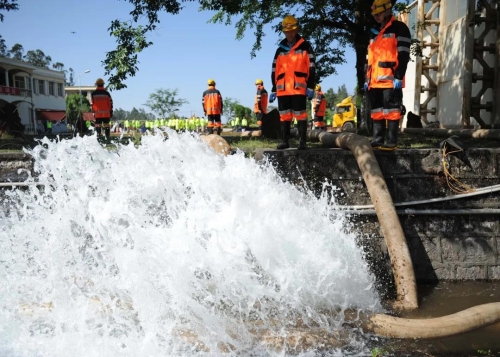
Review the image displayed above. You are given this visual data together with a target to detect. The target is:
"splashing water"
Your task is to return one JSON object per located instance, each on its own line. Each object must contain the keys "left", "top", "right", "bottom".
{"left": 0, "top": 131, "right": 381, "bottom": 356}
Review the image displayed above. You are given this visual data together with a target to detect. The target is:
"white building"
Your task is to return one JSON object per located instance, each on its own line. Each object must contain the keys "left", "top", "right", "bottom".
{"left": 0, "top": 57, "right": 67, "bottom": 133}
{"left": 401, "top": 0, "right": 499, "bottom": 129}
{"left": 65, "top": 85, "right": 95, "bottom": 104}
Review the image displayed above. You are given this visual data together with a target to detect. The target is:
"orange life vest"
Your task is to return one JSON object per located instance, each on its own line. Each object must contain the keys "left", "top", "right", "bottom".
{"left": 367, "top": 16, "right": 405, "bottom": 89}
{"left": 313, "top": 91, "right": 326, "bottom": 117}
{"left": 91, "top": 87, "right": 113, "bottom": 119}
{"left": 274, "top": 38, "right": 311, "bottom": 96}
{"left": 203, "top": 86, "right": 222, "bottom": 115}
{"left": 254, "top": 85, "right": 268, "bottom": 113}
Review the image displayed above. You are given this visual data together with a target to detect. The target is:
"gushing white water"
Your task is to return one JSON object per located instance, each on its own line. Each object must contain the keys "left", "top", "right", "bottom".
{"left": 0, "top": 132, "right": 381, "bottom": 356}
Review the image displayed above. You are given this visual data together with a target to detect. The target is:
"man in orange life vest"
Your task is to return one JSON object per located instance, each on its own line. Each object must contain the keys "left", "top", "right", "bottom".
{"left": 253, "top": 79, "right": 268, "bottom": 130}
{"left": 202, "top": 79, "right": 223, "bottom": 135}
{"left": 270, "top": 15, "right": 315, "bottom": 150}
{"left": 312, "top": 84, "right": 327, "bottom": 130}
{"left": 91, "top": 78, "right": 113, "bottom": 141}
{"left": 365, "top": 0, "right": 411, "bottom": 150}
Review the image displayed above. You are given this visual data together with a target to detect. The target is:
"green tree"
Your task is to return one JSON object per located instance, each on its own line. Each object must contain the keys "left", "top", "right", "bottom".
{"left": 24, "top": 49, "right": 52, "bottom": 68}
{"left": 8, "top": 43, "right": 23, "bottom": 60}
{"left": 0, "top": 0, "right": 19, "bottom": 22}
{"left": 222, "top": 97, "right": 239, "bottom": 119}
{"left": 113, "top": 108, "right": 130, "bottom": 121}
{"left": 100, "top": 0, "right": 386, "bottom": 91}
{"left": 336, "top": 84, "right": 349, "bottom": 104}
{"left": 67, "top": 68, "right": 75, "bottom": 86}
{"left": 144, "top": 88, "right": 187, "bottom": 118}
{"left": 52, "top": 62, "right": 65, "bottom": 71}
{"left": 66, "top": 93, "right": 91, "bottom": 125}
{"left": 324, "top": 88, "right": 337, "bottom": 109}
{"left": 233, "top": 104, "right": 252, "bottom": 120}
{"left": 0, "top": 35, "right": 7, "bottom": 57}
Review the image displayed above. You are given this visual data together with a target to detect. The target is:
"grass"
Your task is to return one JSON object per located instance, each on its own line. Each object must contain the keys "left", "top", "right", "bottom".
{"left": 1, "top": 130, "right": 499, "bottom": 156}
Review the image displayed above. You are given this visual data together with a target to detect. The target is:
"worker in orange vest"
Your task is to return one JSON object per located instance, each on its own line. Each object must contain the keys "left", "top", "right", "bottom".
{"left": 91, "top": 78, "right": 113, "bottom": 141}
{"left": 202, "top": 79, "right": 223, "bottom": 135}
{"left": 270, "top": 15, "right": 315, "bottom": 150}
{"left": 253, "top": 79, "right": 268, "bottom": 130}
{"left": 365, "top": 0, "right": 411, "bottom": 150}
{"left": 312, "top": 84, "right": 326, "bottom": 130}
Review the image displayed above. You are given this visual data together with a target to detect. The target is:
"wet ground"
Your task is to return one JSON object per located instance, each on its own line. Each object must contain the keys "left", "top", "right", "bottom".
{"left": 375, "top": 281, "right": 500, "bottom": 356}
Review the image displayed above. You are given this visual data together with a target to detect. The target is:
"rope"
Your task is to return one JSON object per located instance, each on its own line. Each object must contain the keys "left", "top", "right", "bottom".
{"left": 441, "top": 141, "right": 476, "bottom": 194}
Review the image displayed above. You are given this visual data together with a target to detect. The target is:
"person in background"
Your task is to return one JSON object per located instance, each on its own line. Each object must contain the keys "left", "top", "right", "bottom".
{"left": 312, "top": 84, "right": 327, "bottom": 130}
{"left": 202, "top": 79, "right": 223, "bottom": 135}
{"left": 91, "top": 78, "right": 113, "bottom": 141}
{"left": 365, "top": 0, "right": 411, "bottom": 150}
{"left": 269, "top": 15, "right": 315, "bottom": 150}
{"left": 241, "top": 116, "right": 248, "bottom": 132}
{"left": 254, "top": 79, "right": 268, "bottom": 130}
{"left": 45, "top": 120, "right": 52, "bottom": 134}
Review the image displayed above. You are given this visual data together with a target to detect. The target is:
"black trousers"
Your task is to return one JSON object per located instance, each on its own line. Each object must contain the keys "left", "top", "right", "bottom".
{"left": 277, "top": 95, "right": 307, "bottom": 121}
{"left": 368, "top": 88, "right": 403, "bottom": 121}
{"left": 207, "top": 114, "right": 221, "bottom": 125}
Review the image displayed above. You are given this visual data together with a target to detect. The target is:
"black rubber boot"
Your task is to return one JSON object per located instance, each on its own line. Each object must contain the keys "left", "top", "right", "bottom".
{"left": 277, "top": 121, "right": 290, "bottom": 150}
{"left": 380, "top": 119, "right": 399, "bottom": 151}
{"left": 105, "top": 127, "right": 110, "bottom": 141}
{"left": 370, "top": 120, "right": 386, "bottom": 148}
{"left": 207, "top": 127, "right": 214, "bottom": 135}
{"left": 216, "top": 127, "right": 222, "bottom": 135}
{"left": 297, "top": 120, "right": 308, "bottom": 150}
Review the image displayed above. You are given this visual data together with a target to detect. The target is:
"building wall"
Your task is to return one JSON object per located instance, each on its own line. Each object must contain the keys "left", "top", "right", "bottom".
{"left": 0, "top": 58, "right": 65, "bottom": 132}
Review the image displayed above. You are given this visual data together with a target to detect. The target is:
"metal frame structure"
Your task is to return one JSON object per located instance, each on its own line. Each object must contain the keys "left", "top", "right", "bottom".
{"left": 414, "top": 0, "right": 499, "bottom": 128}
{"left": 414, "top": 0, "right": 441, "bottom": 125}
{"left": 467, "top": 0, "right": 497, "bottom": 128}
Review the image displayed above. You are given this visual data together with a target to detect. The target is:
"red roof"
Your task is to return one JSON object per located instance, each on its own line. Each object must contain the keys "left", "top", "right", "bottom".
{"left": 83, "top": 112, "right": 95, "bottom": 122}
{"left": 36, "top": 110, "right": 66, "bottom": 122}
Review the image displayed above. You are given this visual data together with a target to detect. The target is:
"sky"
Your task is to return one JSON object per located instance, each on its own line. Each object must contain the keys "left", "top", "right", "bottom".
{"left": 1, "top": 0, "right": 357, "bottom": 120}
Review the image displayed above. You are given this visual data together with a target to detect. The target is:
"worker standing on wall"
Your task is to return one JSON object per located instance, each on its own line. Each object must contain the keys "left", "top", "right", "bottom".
{"left": 91, "top": 78, "right": 113, "bottom": 141}
{"left": 365, "top": 0, "right": 411, "bottom": 150}
{"left": 312, "top": 84, "right": 326, "bottom": 130}
{"left": 254, "top": 79, "right": 268, "bottom": 130}
{"left": 202, "top": 79, "right": 223, "bottom": 135}
{"left": 270, "top": 15, "right": 316, "bottom": 150}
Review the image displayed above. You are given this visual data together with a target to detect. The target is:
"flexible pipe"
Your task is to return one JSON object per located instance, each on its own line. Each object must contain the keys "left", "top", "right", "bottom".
{"left": 401, "top": 127, "right": 500, "bottom": 140}
{"left": 343, "top": 184, "right": 500, "bottom": 210}
{"left": 340, "top": 208, "right": 500, "bottom": 215}
{"left": 366, "top": 302, "right": 500, "bottom": 338}
{"left": 299, "top": 129, "right": 418, "bottom": 310}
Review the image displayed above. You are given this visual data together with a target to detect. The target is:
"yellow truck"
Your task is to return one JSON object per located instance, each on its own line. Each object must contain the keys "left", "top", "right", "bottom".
{"left": 333, "top": 96, "right": 357, "bottom": 130}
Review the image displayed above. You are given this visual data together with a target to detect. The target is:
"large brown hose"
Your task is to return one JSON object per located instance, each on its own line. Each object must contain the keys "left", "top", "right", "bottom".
{"left": 365, "top": 302, "right": 500, "bottom": 338}
{"left": 298, "top": 129, "right": 418, "bottom": 310}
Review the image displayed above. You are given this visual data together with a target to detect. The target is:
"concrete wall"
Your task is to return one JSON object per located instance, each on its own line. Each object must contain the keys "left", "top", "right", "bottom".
{"left": 258, "top": 147, "right": 500, "bottom": 283}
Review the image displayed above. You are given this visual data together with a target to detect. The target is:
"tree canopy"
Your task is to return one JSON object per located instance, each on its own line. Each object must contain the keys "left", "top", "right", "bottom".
{"left": 66, "top": 93, "right": 91, "bottom": 124}
{"left": 144, "top": 88, "right": 188, "bottom": 118}
{"left": 100, "top": 0, "right": 391, "bottom": 91}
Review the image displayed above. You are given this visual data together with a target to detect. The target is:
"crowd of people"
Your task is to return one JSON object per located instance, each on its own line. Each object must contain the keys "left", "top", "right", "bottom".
{"left": 82, "top": 0, "right": 408, "bottom": 150}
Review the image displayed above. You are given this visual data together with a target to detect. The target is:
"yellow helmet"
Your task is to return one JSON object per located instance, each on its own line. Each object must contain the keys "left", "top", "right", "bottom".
{"left": 282, "top": 15, "right": 298, "bottom": 32}
{"left": 371, "top": 0, "right": 392, "bottom": 15}
{"left": 315, "top": 84, "right": 321, "bottom": 91}
{"left": 95, "top": 78, "right": 105, "bottom": 86}
{"left": 207, "top": 78, "right": 215, "bottom": 86}
{"left": 255, "top": 79, "right": 263, "bottom": 85}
